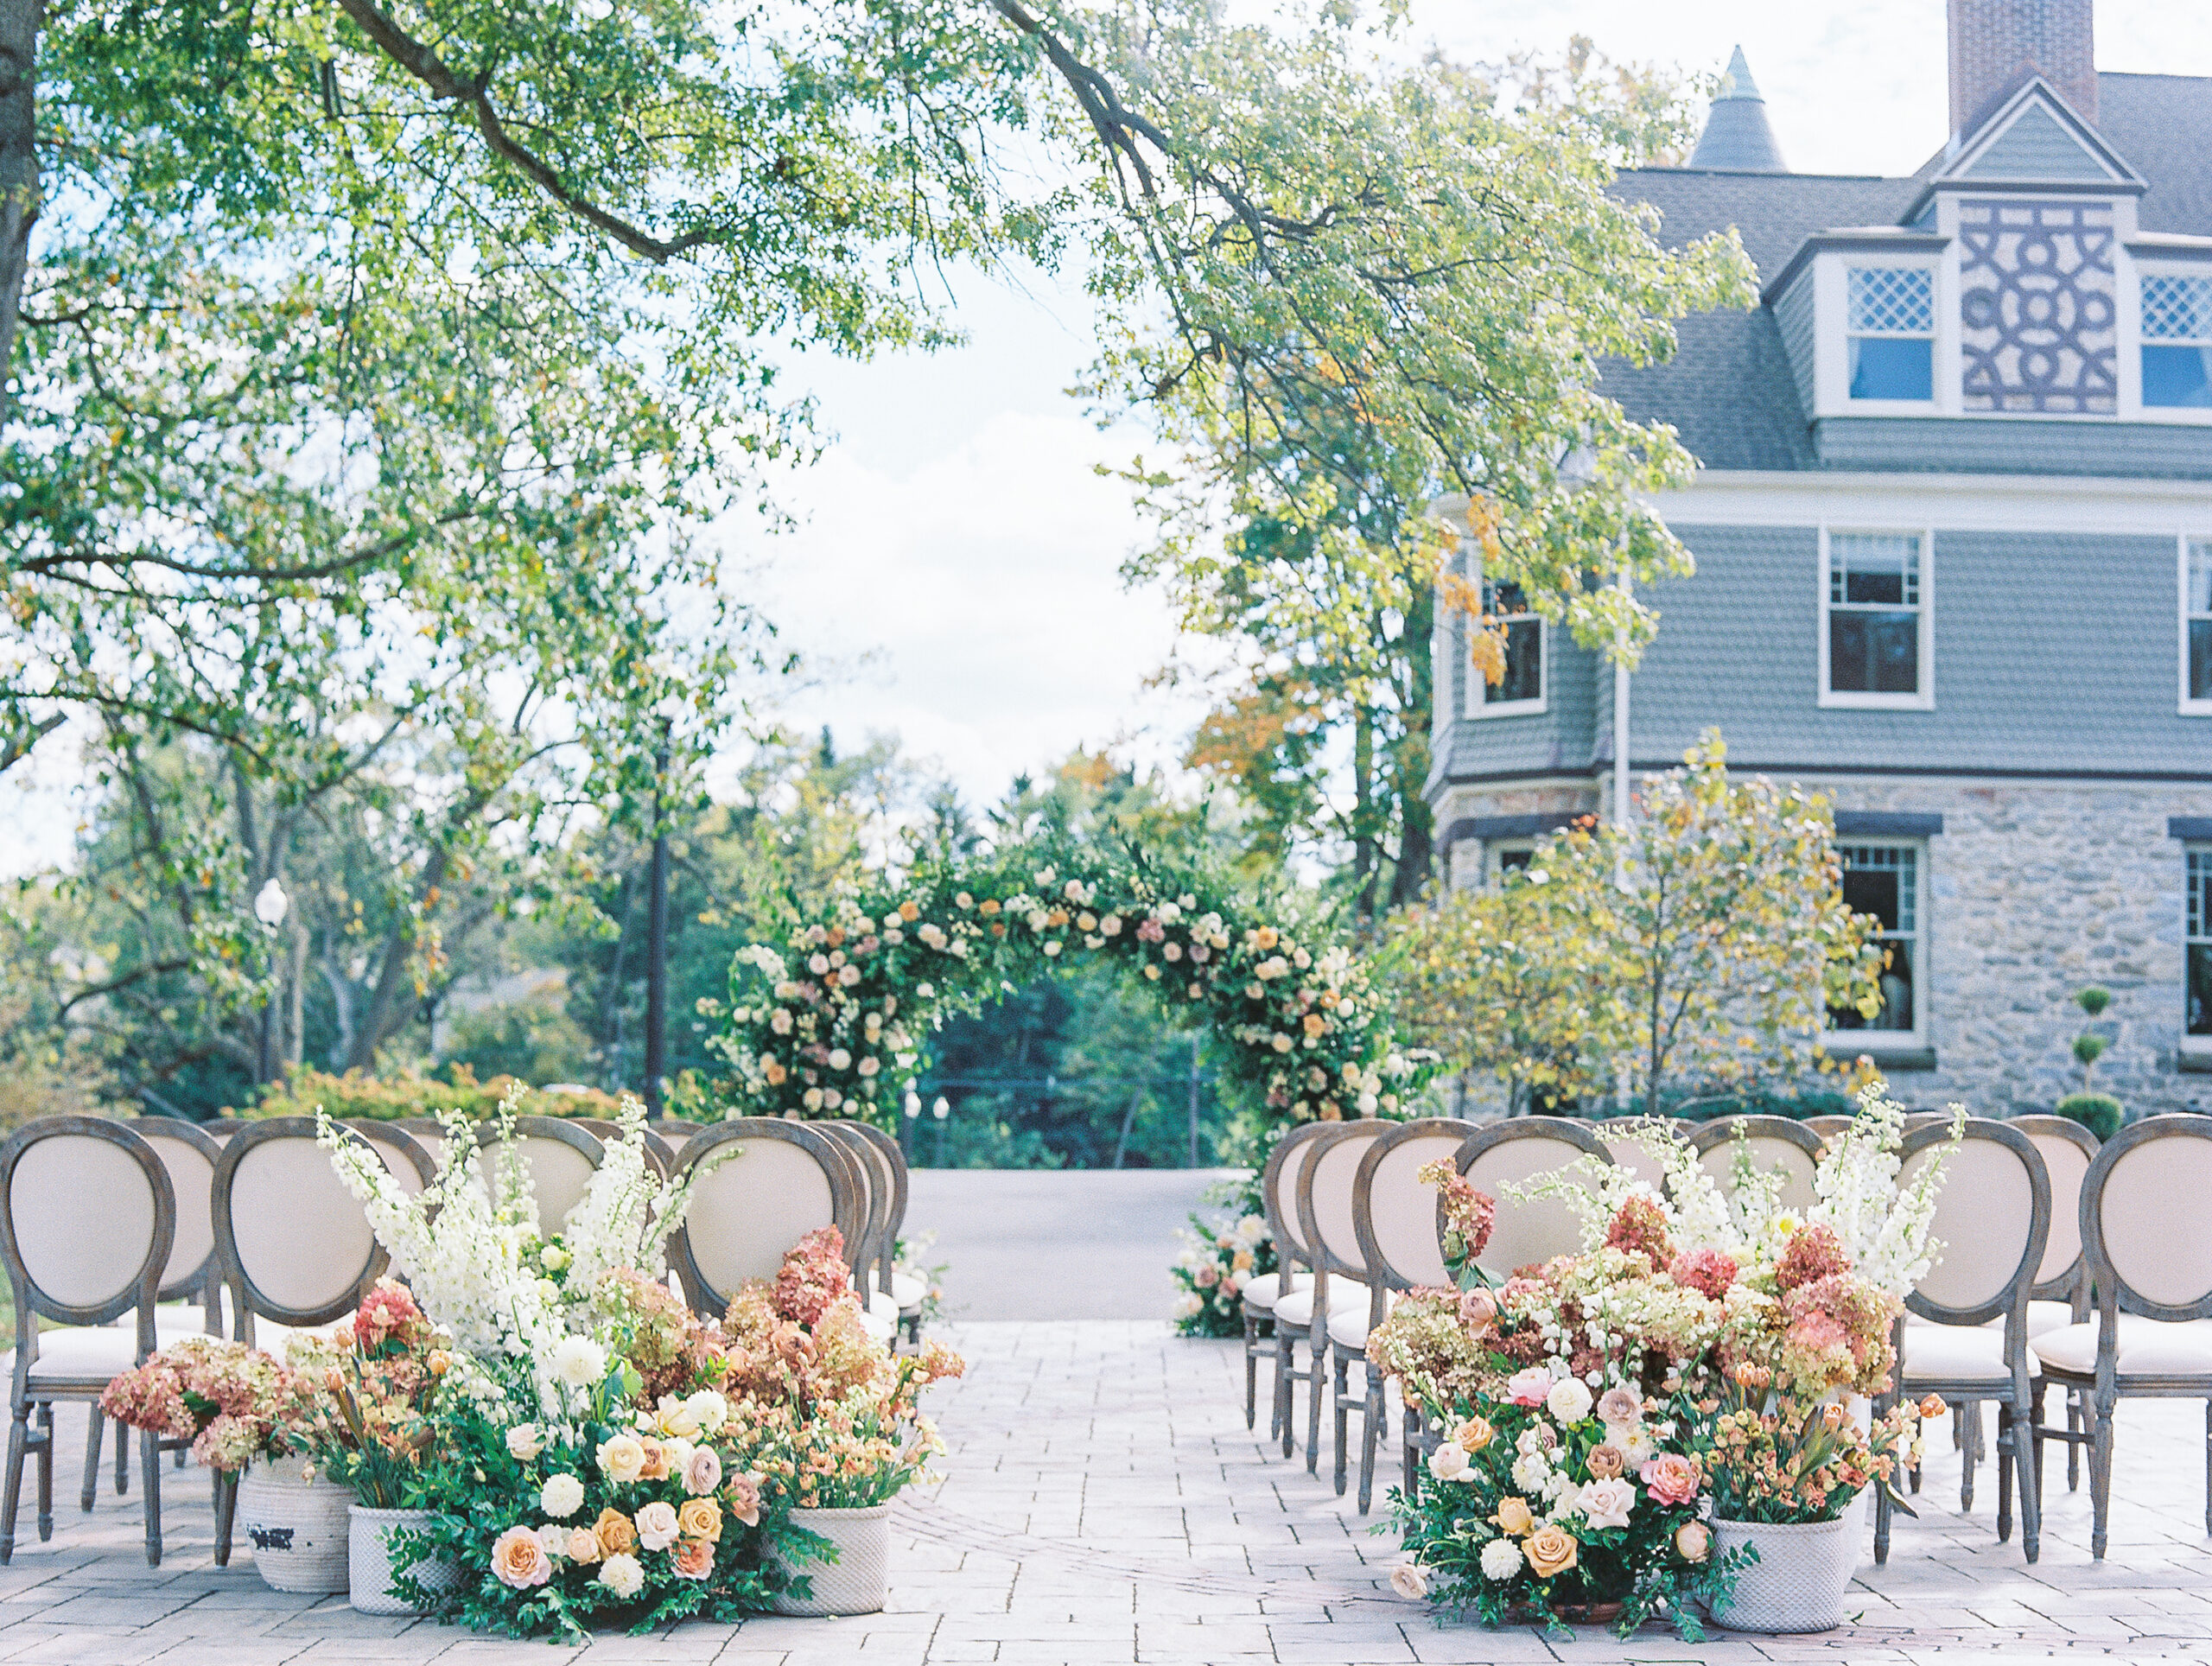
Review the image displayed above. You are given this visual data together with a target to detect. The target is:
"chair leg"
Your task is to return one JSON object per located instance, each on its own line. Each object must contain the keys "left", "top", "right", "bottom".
{"left": 1959, "top": 1401, "right": 1980, "bottom": 1511}
{"left": 1305, "top": 1333, "right": 1326, "bottom": 1475}
{"left": 140, "top": 1426, "right": 161, "bottom": 1567}
{"left": 1331, "top": 1350, "right": 1351, "bottom": 1497}
{"left": 2016, "top": 1394, "right": 2040, "bottom": 1563}
{"left": 80, "top": 1408, "right": 103, "bottom": 1514}
{"left": 1402, "top": 1401, "right": 1421, "bottom": 1505}
{"left": 2031, "top": 1382, "right": 2048, "bottom": 1523}
{"left": 1997, "top": 1402, "right": 2015, "bottom": 1543}
{"left": 2068, "top": 1388, "right": 2082, "bottom": 1491}
{"left": 2203, "top": 1399, "right": 2212, "bottom": 1539}
{"left": 213, "top": 1466, "right": 238, "bottom": 1567}
{"left": 34, "top": 1405, "right": 52, "bottom": 1543}
{"left": 1357, "top": 1361, "right": 1384, "bottom": 1516}
{"left": 2089, "top": 1391, "right": 2116, "bottom": 1561}
{"left": 1243, "top": 1313, "right": 1259, "bottom": 1431}
{"left": 0, "top": 1405, "right": 27, "bottom": 1564}
{"left": 114, "top": 1405, "right": 129, "bottom": 1496}
{"left": 1275, "top": 1326, "right": 1301, "bottom": 1459}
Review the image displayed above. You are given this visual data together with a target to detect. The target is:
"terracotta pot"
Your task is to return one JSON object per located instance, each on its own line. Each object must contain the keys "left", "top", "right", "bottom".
{"left": 771, "top": 1503, "right": 893, "bottom": 1616}
{"left": 235, "top": 1459, "right": 352, "bottom": 1593}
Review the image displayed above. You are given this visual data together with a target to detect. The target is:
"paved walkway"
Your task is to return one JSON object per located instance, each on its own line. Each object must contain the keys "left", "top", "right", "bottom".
{"left": 3, "top": 1323, "right": 2211, "bottom": 1663}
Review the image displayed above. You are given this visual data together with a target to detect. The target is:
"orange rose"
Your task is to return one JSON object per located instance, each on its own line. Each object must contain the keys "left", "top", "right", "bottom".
{"left": 677, "top": 1498, "right": 721, "bottom": 1543}
{"left": 1494, "top": 1496, "right": 1535, "bottom": 1536}
{"left": 594, "top": 1506, "right": 639, "bottom": 1558}
{"left": 1454, "top": 1416, "right": 1494, "bottom": 1453}
{"left": 1525, "top": 1524, "right": 1579, "bottom": 1580}
{"left": 1919, "top": 1393, "right": 1948, "bottom": 1421}
{"left": 670, "top": 1537, "right": 714, "bottom": 1580}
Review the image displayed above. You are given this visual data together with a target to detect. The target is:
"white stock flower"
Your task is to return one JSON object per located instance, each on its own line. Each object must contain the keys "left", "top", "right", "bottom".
{"left": 551, "top": 1337, "right": 607, "bottom": 1389}
{"left": 1510, "top": 1453, "right": 1549, "bottom": 1493}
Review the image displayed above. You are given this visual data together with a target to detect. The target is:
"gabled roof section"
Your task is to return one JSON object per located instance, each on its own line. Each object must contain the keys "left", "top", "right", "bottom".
{"left": 1937, "top": 77, "right": 2144, "bottom": 190}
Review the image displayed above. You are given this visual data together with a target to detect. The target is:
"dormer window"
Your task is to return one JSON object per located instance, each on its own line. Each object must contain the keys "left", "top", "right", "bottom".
{"left": 2140, "top": 274, "right": 2212, "bottom": 409}
{"left": 1847, "top": 266, "right": 1935, "bottom": 401}
{"left": 1470, "top": 579, "right": 1544, "bottom": 716}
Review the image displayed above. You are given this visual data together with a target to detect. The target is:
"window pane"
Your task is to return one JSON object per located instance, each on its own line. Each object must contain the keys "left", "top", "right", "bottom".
{"left": 1841, "top": 866, "right": 1900, "bottom": 931}
{"left": 1485, "top": 579, "right": 1529, "bottom": 617}
{"left": 1850, "top": 336, "right": 1934, "bottom": 401}
{"left": 2190, "top": 546, "right": 2212, "bottom": 615}
{"left": 2143, "top": 344, "right": 2212, "bottom": 408}
{"left": 2142, "top": 274, "right": 2212, "bottom": 340}
{"left": 1497, "top": 848, "right": 1534, "bottom": 873}
{"left": 1830, "top": 938, "right": 1915, "bottom": 1033}
{"left": 1847, "top": 267, "right": 1934, "bottom": 334}
{"left": 1831, "top": 534, "right": 1918, "bottom": 605}
{"left": 2191, "top": 944, "right": 2212, "bottom": 1038}
{"left": 1830, "top": 612, "right": 1920, "bottom": 694}
{"left": 2193, "top": 618, "right": 2212, "bottom": 703}
{"left": 1496, "top": 618, "right": 1541, "bottom": 703}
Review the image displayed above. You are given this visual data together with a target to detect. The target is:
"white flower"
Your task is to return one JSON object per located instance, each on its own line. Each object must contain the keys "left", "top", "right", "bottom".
{"left": 1546, "top": 1377, "right": 1594, "bottom": 1425}
{"left": 1578, "top": 1478, "right": 1637, "bottom": 1531}
{"left": 1236, "top": 1215, "right": 1268, "bottom": 1244}
{"left": 1044, "top": 941, "right": 1062, "bottom": 957}
{"left": 857, "top": 1057, "right": 880, "bottom": 1077}
{"left": 599, "top": 1553, "right": 645, "bottom": 1599}
{"left": 552, "top": 1336, "right": 607, "bottom": 1389}
{"left": 838, "top": 964, "right": 861, "bottom": 987}
{"left": 828, "top": 1048, "right": 851, "bottom": 1071}
{"left": 536, "top": 1523, "right": 568, "bottom": 1560}
{"left": 1389, "top": 1561, "right": 1429, "bottom": 1600}
{"left": 540, "top": 1473, "right": 586, "bottom": 1519}
{"left": 505, "top": 1425, "right": 544, "bottom": 1462}
{"left": 1173, "top": 1292, "right": 1205, "bottom": 1319}
{"left": 1480, "top": 1538, "right": 1524, "bottom": 1580}
{"left": 1510, "top": 1454, "right": 1549, "bottom": 1493}
{"left": 1427, "top": 1443, "right": 1471, "bottom": 1483}
{"left": 684, "top": 1389, "right": 729, "bottom": 1435}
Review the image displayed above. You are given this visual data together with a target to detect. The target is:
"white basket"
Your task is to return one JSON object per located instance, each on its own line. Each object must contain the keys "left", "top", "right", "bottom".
{"left": 236, "top": 1459, "right": 353, "bottom": 1593}
{"left": 771, "top": 1504, "right": 893, "bottom": 1616}
{"left": 347, "top": 1505, "right": 461, "bottom": 1615}
{"left": 1708, "top": 1514, "right": 1855, "bottom": 1634}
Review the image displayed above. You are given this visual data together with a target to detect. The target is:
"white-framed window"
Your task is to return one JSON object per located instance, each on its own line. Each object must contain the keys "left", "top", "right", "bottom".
{"left": 1846, "top": 266, "right": 1936, "bottom": 403}
{"left": 1828, "top": 843, "right": 1925, "bottom": 1042}
{"left": 2140, "top": 273, "right": 2212, "bottom": 410}
{"left": 2185, "top": 538, "right": 2212, "bottom": 714}
{"left": 1820, "top": 530, "right": 1933, "bottom": 709}
{"left": 1470, "top": 578, "right": 1545, "bottom": 716}
{"left": 2189, "top": 847, "right": 2212, "bottom": 1049}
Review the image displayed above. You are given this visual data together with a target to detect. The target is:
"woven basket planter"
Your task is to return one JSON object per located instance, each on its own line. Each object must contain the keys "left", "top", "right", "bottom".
{"left": 771, "top": 1504, "right": 893, "bottom": 1616}
{"left": 235, "top": 1459, "right": 352, "bottom": 1593}
{"left": 347, "top": 1505, "right": 461, "bottom": 1615}
{"left": 1708, "top": 1514, "right": 1856, "bottom": 1633}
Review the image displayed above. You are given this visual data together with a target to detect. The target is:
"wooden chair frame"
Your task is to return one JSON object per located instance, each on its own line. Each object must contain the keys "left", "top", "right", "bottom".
{"left": 1687, "top": 1116, "right": 1823, "bottom": 1190}
{"left": 0, "top": 1117, "right": 175, "bottom": 1566}
{"left": 665, "top": 1121, "right": 864, "bottom": 1319}
{"left": 2031, "top": 1113, "right": 2212, "bottom": 1560}
{"left": 1296, "top": 1121, "right": 1393, "bottom": 1496}
{"left": 1993, "top": 1115, "right": 2101, "bottom": 1495}
{"left": 834, "top": 1122, "right": 915, "bottom": 1341}
{"left": 1348, "top": 1118, "right": 1469, "bottom": 1515}
{"left": 1875, "top": 1117, "right": 2048, "bottom": 1564}
{"left": 1258, "top": 1122, "right": 1332, "bottom": 1457}
{"left": 569, "top": 1118, "right": 677, "bottom": 1182}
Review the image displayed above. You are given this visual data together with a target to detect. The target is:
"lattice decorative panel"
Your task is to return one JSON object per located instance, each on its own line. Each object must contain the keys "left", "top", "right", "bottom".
{"left": 2142, "top": 274, "right": 2212, "bottom": 342}
{"left": 1847, "top": 267, "right": 1934, "bottom": 334}
{"left": 1958, "top": 199, "right": 2118, "bottom": 414}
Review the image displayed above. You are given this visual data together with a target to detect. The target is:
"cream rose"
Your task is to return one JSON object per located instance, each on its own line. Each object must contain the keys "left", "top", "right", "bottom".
{"left": 491, "top": 1524, "right": 551, "bottom": 1590}
{"left": 505, "top": 1424, "right": 544, "bottom": 1462}
{"left": 1524, "top": 1524, "right": 1579, "bottom": 1580}
{"left": 1389, "top": 1561, "right": 1429, "bottom": 1599}
{"left": 1675, "top": 1520, "right": 1711, "bottom": 1562}
{"left": 1454, "top": 1415, "right": 1495, "bottom": 1453}
{"left": 1426, "top": 1443, "right": 1471, "bottom": 1483}
{"left": 1578, "top": 1477, "right": 1636, "bottom": 1530}
{"left": 565, "top": 1527, "right": 603, "bottom": 1565}
{"left": 677, "top": 1497, "right": 721, "bottom": 1543}
{"left": 1495, "top": 1496, "right": 1535, "bottom": 1536}
{"left": 597, "top": 1434, "right": 646, "bottom": 1485}
{"left": 635, "top": 1500, "right": 680, "bottom": 1552}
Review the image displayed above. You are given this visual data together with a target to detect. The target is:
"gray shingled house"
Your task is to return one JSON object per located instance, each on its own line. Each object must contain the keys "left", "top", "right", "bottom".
{"left": 1428, "top": 2, "right": 2212, "bottom": 1114}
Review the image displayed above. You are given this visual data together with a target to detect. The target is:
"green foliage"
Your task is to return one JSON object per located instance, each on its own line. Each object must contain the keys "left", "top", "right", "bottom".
{"left": 2075, "top": 986, "right": 2113, "bottom": 1018}
{"left": 2071, "top": 1033, "right": 2110, "bottom": 1070}
{"left": 2056, "top": 1093, "right": 2123, "bottom": 1141}
{"left": 1376, "top": 733, "right": 1885, "bottom": 1116}
{"left": 236, "top": 1065, "right": 620, "bottom": 1123}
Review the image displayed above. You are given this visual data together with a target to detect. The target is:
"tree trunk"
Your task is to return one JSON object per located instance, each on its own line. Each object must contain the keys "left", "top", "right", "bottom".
{"left": 0, "top": 0, "right": 39, "bottom": 406}
{"left": 1352, "top": 702, "right": 1377, "bottom": 920}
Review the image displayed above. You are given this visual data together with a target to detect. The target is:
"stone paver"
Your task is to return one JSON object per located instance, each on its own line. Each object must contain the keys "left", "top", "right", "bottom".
{"left": 2, "top": 1322, "right": 2210, "bottom": 1663}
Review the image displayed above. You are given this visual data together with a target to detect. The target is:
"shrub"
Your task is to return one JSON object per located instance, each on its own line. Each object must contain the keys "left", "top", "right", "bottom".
{"left": 2055, "top": 1092, "right": 2123, "bottom": 1141}
{"left": 228, "top": 1064, "right": 621, "bottom": 1123}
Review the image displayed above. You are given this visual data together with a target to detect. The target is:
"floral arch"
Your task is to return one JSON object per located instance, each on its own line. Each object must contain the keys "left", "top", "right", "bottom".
{"left": 713, "top": 836, "right": 1421, "bottom": 1135}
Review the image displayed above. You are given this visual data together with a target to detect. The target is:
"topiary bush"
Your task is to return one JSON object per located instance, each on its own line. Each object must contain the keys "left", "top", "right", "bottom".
{"left": 2055, "top": 1092, "right": 2123, "bottom": 1141}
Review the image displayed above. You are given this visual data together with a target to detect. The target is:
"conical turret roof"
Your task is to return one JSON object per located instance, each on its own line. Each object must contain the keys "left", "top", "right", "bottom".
{"left": 1688, "top": 48, "right": 1789, "bottom": 172}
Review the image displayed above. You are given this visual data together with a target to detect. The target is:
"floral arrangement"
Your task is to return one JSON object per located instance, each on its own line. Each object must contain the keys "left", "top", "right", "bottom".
{"left": 713, "top": 836, "right": 1427, "bottom": 1134}
{"left": 1372, "top": 1086, "right": 1953, "bottom": 1636}
{"left": 286, "top": 1281, "right": 456, "bottom": 1507}
{"left": 99, "top": 1337, "right": 312, "bottom": 1473}
{"left": 1171, "top": 1172, "right": 1276, "bottom": 1337}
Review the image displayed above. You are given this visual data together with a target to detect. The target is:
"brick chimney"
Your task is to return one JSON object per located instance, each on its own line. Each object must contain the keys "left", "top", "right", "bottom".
{"left": 1948, "top": 0, "right": 2097, "bottom": 140}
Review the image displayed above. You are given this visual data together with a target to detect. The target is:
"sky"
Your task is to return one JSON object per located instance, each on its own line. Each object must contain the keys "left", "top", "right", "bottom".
{"left": 10, "top": 1, "right": 2212, "bottom": 869}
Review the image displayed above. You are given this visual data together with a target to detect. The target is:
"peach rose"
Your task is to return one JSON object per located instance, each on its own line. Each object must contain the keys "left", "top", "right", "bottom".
{"left": 1458, "top": 1287, "right": 1498, "bottom": 1332}
{"left": 677, "top": 1497, "right": 722, "bottom": 1543}
{"left": 1454, "top": 1415, "right": 1495, "bottom": 1453}
{"left": 1919, "top": 1393, "right": 1948, "bottom": 1421}
{"left": 637, "top": 1436, "right": 671, "bottom": 1482}
{"left": 1596, "top": 1387, "right": 1643, "bottom": 1428}
{"left": 1585, "top": 1444, "right": 1624, "bottom": 1479}
{"left": 671, "top": 1537, "right": 714, "bottom": 1580}
{"left": 594, "top": 1506, "right": 639, "bottom": 1557}
{"left": 565, "top": 1526, "right": 603, "bottom": 1564}
{"left": 635, "top": 1500, "right": 680, "bottom": 1552}
{"left": 725, "top": 1471, "right": 764, "bottom": 1529}
{"left": 1638, "top": 1453, "right": 1702, "bottom": 1507}
{"left": 1524, "top": 1524, "right": 1579, "bottom": 1580}
{"left": 1494, "top": 1496, "right": 1535, "bottom": 1536}
{"left": 492, "top": 1524, "right": 551, "bottom": 1590}
{"left": 1675, "top": 1520, "right": 1711, "bottom": 1562}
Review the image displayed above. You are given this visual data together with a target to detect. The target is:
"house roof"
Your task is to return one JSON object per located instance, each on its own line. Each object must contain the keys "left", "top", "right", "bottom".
{"left": 1603, "top": 70, "right": 2212, "bottom": 471}
{"left": 1686, "top": 48, "right": 1789, "bottom": 174}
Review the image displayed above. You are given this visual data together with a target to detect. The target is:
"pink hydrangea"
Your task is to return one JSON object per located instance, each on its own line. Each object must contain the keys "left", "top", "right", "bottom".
{"left": 1774, "top": 1224, "right": 1851, "bottom": 1293}
{"left": 1669, "top": 1247, "right": 1740, "bottom": 1301}
{"left": 1602, "top": 1196, "right": 1674, "bottom": 1266}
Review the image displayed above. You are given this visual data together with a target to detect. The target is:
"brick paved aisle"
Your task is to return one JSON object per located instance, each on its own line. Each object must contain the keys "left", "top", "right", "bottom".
{"left": 3, "top": 1322, "right": 2211, "bottom": 1663}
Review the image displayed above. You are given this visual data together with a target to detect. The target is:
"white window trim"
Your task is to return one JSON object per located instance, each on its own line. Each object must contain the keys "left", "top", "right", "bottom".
{"left": 1466, "top": 593, "right": 1547, "bottom": 719}
{"left": 2182, "top": 537, "right": 2212, "bottom": 716}
{"left": 1817, "top": 526, "right": 1936, "bottom": 711}
{"left": 1485, "top": 839, "right": 1539, "bottom": 886}
{"left": 2129, "top": 260, "right": 2212, "bottom": 428}
{"left": 1818, "top": 253, "right": 1947, "bottom": 416}
{"left": 2186, "top": 843, "right": 2212, "bottom": 1054}
{"left": 1822, "top": 838, "right": 1929, "bottom": 1052}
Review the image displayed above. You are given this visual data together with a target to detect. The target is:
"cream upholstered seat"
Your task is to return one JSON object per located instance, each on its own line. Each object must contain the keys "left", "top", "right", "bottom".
{"left": 1271, "top": 1281, "right": 1357, "bottom": 1330}
{"left": 1910, "top": 1300, "right": 2074, "bottom": 1338}
{"left": 1239, "top": 1270, "right": 1312, "bottom": 1311}
{"left": 0, "top": 1116, "right": 175, "bottom": 1567}
{"left": 1879, "top": 1118, "right": 2049, "bottom": 1566}
{"left": 667, "top": 1121, "right": 864, "bottom": 1319}
{"left": 2032, "top": 1317, "right": 2212, "bottom": 1377}
{"left": 1688, "top": 1116, "right": 1823, "bottom": 1214}
{"left": 1254, "top": 1122, "right": 1332, "bottom": 1451}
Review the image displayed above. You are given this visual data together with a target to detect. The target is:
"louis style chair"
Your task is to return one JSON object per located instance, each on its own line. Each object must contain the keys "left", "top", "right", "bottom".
{"left": 1454, "top": 1118, "right": 1611, "bottom": 1281}
{"left": 1253, "top": 1122, "right": 1330, "bottom": 1451}
{"left": 666, "top": 1120, "right": 864, "bottom": 1319}
{"left": 1688, "top": 1116, "right": 1824, "bottom": 1214}
{"left": 1295, "top": 1120, "right": 1393, "bottom": 1495}
{"left": 0, "top": 1117, "right": 176, "bottom": 1565}
{"left": 2031, "top": 1113, "right": 2212, "bottom": 1559}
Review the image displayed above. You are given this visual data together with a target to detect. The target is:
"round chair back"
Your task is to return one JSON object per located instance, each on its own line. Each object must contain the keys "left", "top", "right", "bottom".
{"left": 211, "top": 1118, "right": 433, "bottom": 1338}
{"left": 668, "top": 1121, "right": 863, "bottom": 1316}
{"left": 1297, "top": 1122, "right": 1389, "bottom": 1283}
{"left": 0, "top": 1117, "right": 175, "bottom": 1332}
{"left": 831, "top": 1122, "right": 906, "bottom": 1294}
{"left": 1897, "top": 1118, "right": 2050, "bottom": 1325}
{"left": 2006, "top": 1115, "right": 2100, "bottom": 1294}
{"left": 1802, "top": 1115, "right": 1854, "bottom": 1141}
{"left": 1689, "top": 1116, "right": 1823, "bottom": 1213}
{"left": 480, "top": 1118, "right": 604, "bottom": 1235}
{"left": 818, "top": 1124, "right": 886, "bottom": 1284}
{"left": 134, "top": 1117, "right": 224, "bottom": 1305}
{"left": 569, "top": 1119, "right": 675, "bottom": 1182}
{"left": 1596, "top": 1120, "right": 1676, "bottom": 1186}
{"left": 2078, "top": 1113, "right": 2212, "bottom": 1320}
{"left": 1261, "top": 1122, "right": 1334, "bottom": 1275}
{"left": 393, "top": 1117, "right": 454, "bottom": 1176}
{"left": 1455, "top": 1119, "right": 1611, "bottom": 1280}
{"left": 1353, "top": 1119, "right": 1471, "bottom": 1294}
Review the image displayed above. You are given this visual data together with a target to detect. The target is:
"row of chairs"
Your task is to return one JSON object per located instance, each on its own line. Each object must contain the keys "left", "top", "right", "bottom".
{"left": 0, "top": 1111, "right": 923, "bottom": 1567}
{"left": 1236, "top": 1109, "right": 2212, "bottom": 1568}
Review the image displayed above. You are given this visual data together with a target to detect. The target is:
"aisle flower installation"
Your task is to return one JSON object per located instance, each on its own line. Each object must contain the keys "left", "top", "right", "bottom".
{"left": 1172, "top": 1173, "right": 1277, "bottom": 1336}
{"left": 1370, "top": 1090, "right": 1953, "bottom": 1637}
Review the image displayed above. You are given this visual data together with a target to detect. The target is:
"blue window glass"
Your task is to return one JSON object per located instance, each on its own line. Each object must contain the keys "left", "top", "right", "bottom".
{"left": 1850, "top": 337, "right": 1934, "bottom": 401}
{"left": 1846, "top": 267, "right": 1936, "bottom": 404}
{"left": 2144, "top": 345, "right": 2212, "bottom": 408}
